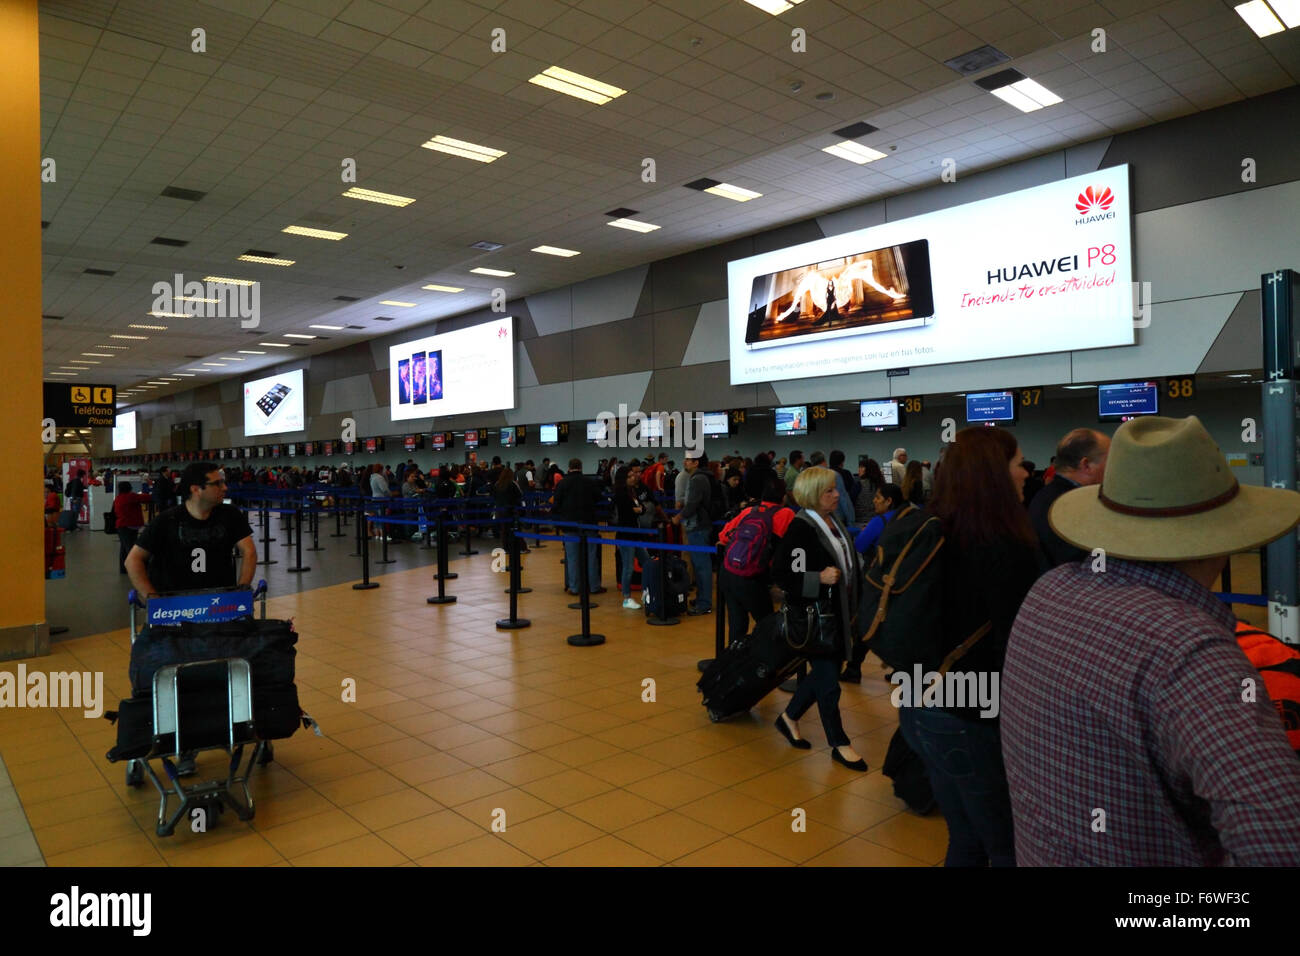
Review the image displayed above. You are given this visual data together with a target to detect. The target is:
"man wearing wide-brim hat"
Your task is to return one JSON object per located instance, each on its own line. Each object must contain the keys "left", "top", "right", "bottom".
{"left": 1002, "top": 415, "right": 1300, "bottom": 866}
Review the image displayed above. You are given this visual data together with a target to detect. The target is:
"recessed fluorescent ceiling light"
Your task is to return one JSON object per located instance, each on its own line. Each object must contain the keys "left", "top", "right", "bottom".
{"left": 70, "top": 360, "right": 99, "bottom": 364}
{"left": 203, "top": 277, "right": 257, "bottom": 287}
{"left": 130, "top": 324, "right": 169, "bottom": 330}
{"left": 148, "top": 311, "right": 187, "bottom": 318}
{"left": 147, "top": 381, "right": 168, "bottom": 385}
{"left": 175, "top": 373, "right": 196, "bottom": 377}
{"left": 708, "top": 182, "right": 762, "bottom": 202}
{"left": 1235, "top": 0, "right": 1289, "bottom": 33}
{"left": 342, "top": 187, "right": 415, "bottom": 207}
{"left": 823, "top": 141, "right": 888, "bottom": 164}
{"left": 743, "top": 0, "right": 806, "bottom": 13}
{"left": 82, "top": 353, "right": 113, "bottom": 358}
{"left": 531, "top": 245, "right": 580, "bottom": 257}
{"left": 470, "top": 267, "right": 515, "bottom": 277}
{"left": 1224, "top": 373, "right": 1254, "bottom": 378}
{"left": 977, "top": 70, "right": 1062, "bottom": 112}
{"left": 202, "top": 362, "right": 227, "bottom": 366}
{"left": 528, "top": 66, "right": 626, "bottom": 105}
{"left": 238, "top": 350, "right": 267, "bottom": 354}
{"left": 186, "top": 368, "right": 207, "bottom": 372}
{"left": 1269, "top": 0, "right": 1300, "bottom": 27}
{"left": 1062, "top": 384, "right": 1096, "bottom": 389}
{"left": 379, "top": 300, "right": 417, "bottom": 307}
{"left": 422, "top": 284, "right": 464, "bottom": 293}
{"left": 97, "top": 345, "right": 129, "bottom": 350}
{"left": 176, "top": 295, "right": 219, "bottom": 303}
{"left": 283, "top": 333, "right": 316, "bottom": 339}
{"left": 237, "top": 254, "right": 295, "bottom": 266}
{"left": 159, "top": 378, "right": 181, "bottom": 382}
{"left": 607, "top": 218, "right": 660, "bottom": 233}
{"left": 421, "top": 135, "right": 507, "bottom": 163}
{"left": 283, "top": 225, "right": 348, "bottom": 240}
{"left": 48, "top": 371, "right": 76, "bottom": 375}
{"left": 218, "top": 356, "right": 245, "bottom": 360}
{"left": 261, "top": 342, "right": 292, "bottom": 348}
{"left": 309, "top": 324, "right": 344, "bottom": 330}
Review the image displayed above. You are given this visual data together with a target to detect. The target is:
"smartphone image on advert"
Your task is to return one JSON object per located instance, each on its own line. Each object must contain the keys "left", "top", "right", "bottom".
{"left": 411, "top": 352, "right": 427, "bottom": 405}
{"left": 744, "top": 238, "right": 935, "bottom": 350}
{"left": 428, "top": 350, "right": 443, "bottom": 401}
{"left": 255, "top": 383, "right": 292, "bottom": 422}
{"left": 397, "top": 359, "right": 411, "bottom": 404}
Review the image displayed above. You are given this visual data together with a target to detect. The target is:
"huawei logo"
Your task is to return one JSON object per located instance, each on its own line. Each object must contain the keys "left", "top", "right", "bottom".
{"left": 1075, "top": 185, "right": 1114, "bottom": 214}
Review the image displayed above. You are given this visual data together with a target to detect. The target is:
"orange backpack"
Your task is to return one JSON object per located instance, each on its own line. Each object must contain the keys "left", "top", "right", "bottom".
{"left": 1235, "top": 622, "right": 1300, "bottom": 753}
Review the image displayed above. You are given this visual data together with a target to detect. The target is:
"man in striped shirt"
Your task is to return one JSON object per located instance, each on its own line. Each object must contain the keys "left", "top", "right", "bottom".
{"left": 1002, "top": 416, "right": 1300, "bottom": 865}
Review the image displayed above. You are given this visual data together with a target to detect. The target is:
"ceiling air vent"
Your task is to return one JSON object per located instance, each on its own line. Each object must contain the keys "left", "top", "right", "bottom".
{"left": 470, "top": 240, "right": 504, "bottom": 251}
{"left": 833, "top": 121, "right": 879, "bottom": 138}
{"left": 334, "top": 295, "right": 360, "bottom": 302}
{"left": 606, "top": 207, "right": 638, "bottom": 218}
{"left": 944, "top": 45, "right": 1011, "bottom": 76}
{"left": 83, "top": 268, "right": 116, "bottom": 276}
{"left": 151, "top": 236, "right": 189, "bottom": 247}
{"left": 160, "top": 186, "right": 207, "bottom": 202}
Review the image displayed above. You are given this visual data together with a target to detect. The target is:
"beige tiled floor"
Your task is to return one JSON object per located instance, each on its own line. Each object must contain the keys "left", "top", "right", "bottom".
{"left": 7, "top": 543, "right": 950, "bottom": 866}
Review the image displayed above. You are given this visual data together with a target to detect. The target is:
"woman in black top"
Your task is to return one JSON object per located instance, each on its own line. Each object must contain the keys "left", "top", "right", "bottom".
{"left": 895, "top": 426, "right": 1041, "bottom": 867}
{"left": 722, "top": 467, "right": 746, "bottom": 516}
{"left": 771, "top": 466, "right": 867, "bottom": 771}
{"left": 855, "top": 458, "right": 885, "bottom": 525}
{"left": 612, "top": 466, "right": 651, "bottom": 609}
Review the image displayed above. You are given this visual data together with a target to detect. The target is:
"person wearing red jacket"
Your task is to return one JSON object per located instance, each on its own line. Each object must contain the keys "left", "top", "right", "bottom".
{"left": 112, "top": 481, "right": 152, "bottom": 574}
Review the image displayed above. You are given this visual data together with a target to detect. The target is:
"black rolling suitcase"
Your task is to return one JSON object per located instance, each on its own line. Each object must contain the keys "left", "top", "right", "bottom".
{"left": 698, "top": 612, "right": 804, "bottom": 722}
{"left": 643, "top": 555, "right": 689, "bottom": 618}
{"left": 882, "top": 728, "right": 936, "bottom": 815}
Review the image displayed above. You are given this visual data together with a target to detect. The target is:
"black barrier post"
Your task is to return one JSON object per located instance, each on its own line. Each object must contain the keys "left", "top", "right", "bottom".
{"left": 374, "top": 500, "right": 396, "bottom": 565}
{"left": 427, "top": 511, "right": 457, "bottom": 605}
{"left": 307, "top": 496, "right": 325, "bottom": 552}
{"left": 503, "top": 513, "right": 532, "bottom": 595}
{"left": 697, "top": 542, "right": 725, "bottom": 672}
{"left": 459, "top": 503, "right": 479, "bottom": 557}
{"left": 567, "top": 531, "right": 605, "bottom": 646}
{"left": 281, "top": 502, "right": 295, "bottom": 549}
{"left": 647, "top": 521, "right": 679, "bottom": 627}
{"left": 436, "top": 510, "right": 459, "bottom": 580}
{"left": 288, "top": 501, "right": 311, "bottom": 573}
{"left": 529, "top": 501, "right": 546, "bottom": 549}
{"left": 352, "top": 512, "right": 379, "bottom": 590}
{"left": 331, "top": 495, "right": 346, "bottom": 537}
{"left": 496, "top": 518, "right": 531, "bottom": 630}
{"left": 420, "top": 501, "right": 435, "bottom": 550}
{"left": 350, "top": 498, "right": 364, "bottom": 557}
{"left": 257, "top": 505, "right": 277, "bottom": 566}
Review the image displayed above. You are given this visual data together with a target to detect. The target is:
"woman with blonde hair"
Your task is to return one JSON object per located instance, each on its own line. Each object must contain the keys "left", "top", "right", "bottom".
{"left": 771, "top": 466, "right": 867, "bottom": 770}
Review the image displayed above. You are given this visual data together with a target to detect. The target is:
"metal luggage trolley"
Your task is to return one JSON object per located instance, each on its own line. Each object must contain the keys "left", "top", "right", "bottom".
{"left": 123, "top": 582, "right": 276, "bottom": 837}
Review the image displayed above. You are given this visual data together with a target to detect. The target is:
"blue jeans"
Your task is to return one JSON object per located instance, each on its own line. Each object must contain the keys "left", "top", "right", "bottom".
{"left": 897, "top": 706, "right": 1016, "bottom": 867}
{"left": 618, "top": 544, "right": 649, "bottom": 598}
{"left": 564, "top": 537, "right": 602, "bottom": 592}
{"left": 685, "top": 528, "right": 712, "bottom": 611}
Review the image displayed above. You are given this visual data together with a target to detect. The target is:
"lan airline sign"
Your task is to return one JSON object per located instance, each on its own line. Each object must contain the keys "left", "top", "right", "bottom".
{"left": 727, "top": 165, "right": 1135, "bottom": 385}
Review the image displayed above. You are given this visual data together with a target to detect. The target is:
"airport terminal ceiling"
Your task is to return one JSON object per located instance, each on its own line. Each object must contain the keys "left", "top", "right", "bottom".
{"left": 36, "top": 0, "right": 1300, "bottom": 409}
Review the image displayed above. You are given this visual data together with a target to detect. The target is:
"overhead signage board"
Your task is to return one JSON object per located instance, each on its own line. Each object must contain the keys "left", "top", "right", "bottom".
{"left": 44, "top": 383, "right": 117, "bottom": 427}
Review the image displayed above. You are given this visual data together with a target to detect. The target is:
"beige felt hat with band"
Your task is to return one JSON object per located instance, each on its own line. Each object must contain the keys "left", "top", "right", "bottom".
{"left": 1049, "top": 415, "right": 1300, "bottom": 561}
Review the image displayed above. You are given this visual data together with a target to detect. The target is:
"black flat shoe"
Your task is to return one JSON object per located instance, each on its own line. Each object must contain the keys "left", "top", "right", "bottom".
{"left": 831, "top": 747, "right": 868, "bottom": 772}
{"left": 839, "top": 664, "right": 862, "bottom": 684}
{"left": 775, "top": 714, "right": 811, "bottom": 750}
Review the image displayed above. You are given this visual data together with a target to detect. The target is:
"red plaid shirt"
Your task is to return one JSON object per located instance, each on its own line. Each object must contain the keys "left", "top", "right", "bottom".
{"left": 1003, "top": 558, "right": 1300, "bottom": 865}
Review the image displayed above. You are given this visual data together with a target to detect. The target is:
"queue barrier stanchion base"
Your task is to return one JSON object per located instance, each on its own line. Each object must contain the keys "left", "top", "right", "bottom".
{"left": 427, "top": 595, "right": 457, "bottom": 604}
{"left": 353, "top": 581, "right": 379, "bottom": 590}
{"left": 568, "top": 599, "right": 599, "bottom": 609}
{"left": 567, "top": 632, "right": 605, "bottom": 647}
{"left": 496, "top": 616, "right": 530, "bottom": 629}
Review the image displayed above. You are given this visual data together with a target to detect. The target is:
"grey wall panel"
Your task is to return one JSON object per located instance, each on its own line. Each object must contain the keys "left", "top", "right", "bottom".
{"left": 321, "top": 372, "right": 377, "bottom": 414}
{"left": 1199, "top": 291, "right": 1259, "bottom": 374}
{"left": 884, "top": 352, "right": 1075, "bottom": 398}
{"left": 650, "top": 361, "right": 748, "bottom": 412}
{"left": 1072, "top": 293, "right": 1241, "bottom": 381}
{"left": 884, "top": 151, "right": 1065, "bottom": 221}
{"left": 510, "top": 383, "right": 573, "bottom": 424}
{"left": 1066, "top": 137, "right": 1112, "bottom": 177}
{"left": 680, "top": 299, "right": 729, "bottom": 366}
{"left": 1102, "top": 86, "right": 1300, "bottom": 213}
{"left": 218, "top": 379, "right": 242, "bottom": 404}
{"left": 652, "top": 304, "right": 702, "bottom": 370}
{"left": 571, "top": 264, "right": 650, "bottom": 330}
{"left": 649, "top": 238, "right": 752, "bottom": 313}
{"left": 573, "top": 316, "right": 654, "bottom": 378}
{"left": 524, "top": 331, "right": 574, "bottom": 385}
{"left": 573, "top": 371, "right": 654, "bottom": 419}
{"left": 1133, "top": 180, "right": 1300, "bottom": 302}
{"left": 815, "top": 199, "right": 887, "bottom": 241}
{"left": 527, "top": 286, "right": 572, "bottom": 336}
{"left": 517, "top": 341, "right": 539, "bottom": 387}
{"left": 752, "top": 220, "right": 825, "bottom": 255}
{"left": 770, "top": 370, "right": 893, "bottom": 404}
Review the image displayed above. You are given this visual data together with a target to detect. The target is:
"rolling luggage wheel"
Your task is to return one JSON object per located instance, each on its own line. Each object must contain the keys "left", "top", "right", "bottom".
{"left": 707, "top": 709, "right": 723, "bottom": 723}
{"left": 755, "top": 664, "right": 770, "bottom": 679}
{"left": 125, "top": 760, "right": 143, "bottom": 788}
{"left": 257, "top": 741, "right": 274, "bottom": 765}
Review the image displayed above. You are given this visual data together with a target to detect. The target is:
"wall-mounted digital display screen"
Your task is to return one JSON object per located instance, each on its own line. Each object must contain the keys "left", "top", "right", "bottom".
{"left": 389, "top": 319, "right": 515, "bottom": 422}
{"left": 500, "top": 426, "right": 516, "bottom": 447}
{"left": 700, "top": 412, "right": 729, "bottom": 438}
{"left": 966, "top": 391, "right": 1017, "bottom": 423}
{"left": 539, "top": 424, "right": 559, "bottom": 445}
{"left": 859, "top": 400, "right": 902, "bottom": 431}
{"left": 112, "top": 410, "right": 138, "bottom": 451}
{"left": 403, "top": 435, "right": 422, "bottom": 451}
{"left": 1098, "top": 381, "right": 1159, "bottom": 421}
{"left": 774, "top": 406, "right": 808, "bottom": 437}
{"left": 728, "top": 166, "right": 1134, "bottom": 385}
{"left": 464, "top": 430, "right": 480, "bottom": 449}
{"left": 243, "top": 369, "right": 305, "bottom": 437}
{"left": 586, "top": 421, "right": 607, "bottom": 444}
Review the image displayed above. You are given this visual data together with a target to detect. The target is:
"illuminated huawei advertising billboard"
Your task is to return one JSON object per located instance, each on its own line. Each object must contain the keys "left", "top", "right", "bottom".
{"left": 728, "top": 165, "right": 1134, "bottom": 384}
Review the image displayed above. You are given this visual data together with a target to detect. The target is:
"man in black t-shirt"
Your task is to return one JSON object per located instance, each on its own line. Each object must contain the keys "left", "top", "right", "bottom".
{"left": 126, "top": 462, "right": 255, "bottom": 597}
